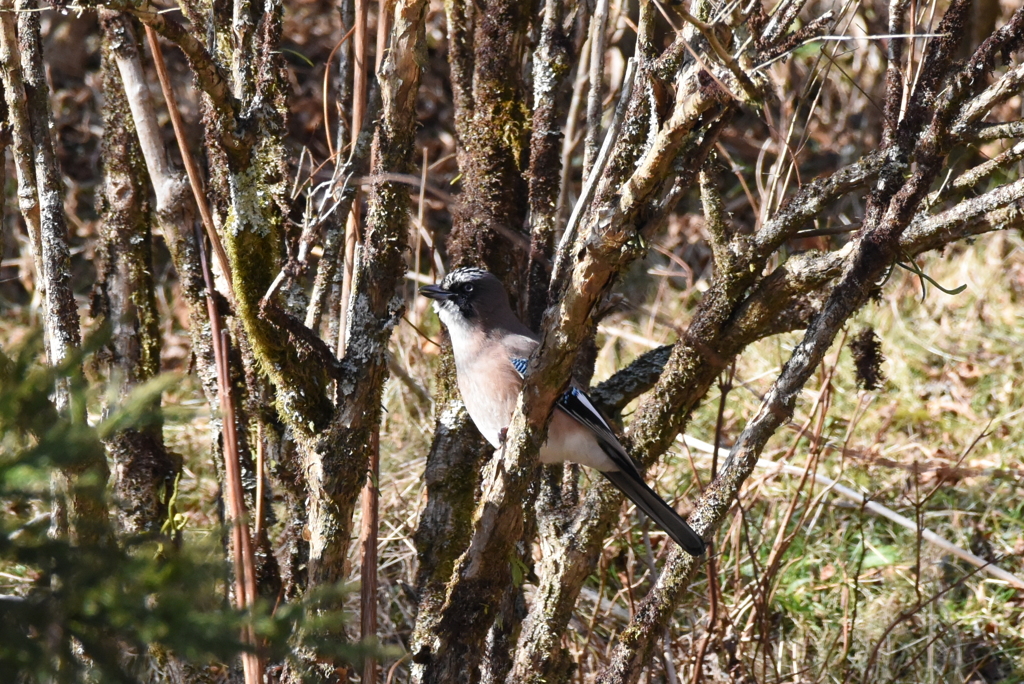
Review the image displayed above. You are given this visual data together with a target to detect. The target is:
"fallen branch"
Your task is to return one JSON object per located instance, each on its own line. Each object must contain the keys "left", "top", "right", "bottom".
{"left": 681, "top": 435, "right": 1024, "bottom": 590}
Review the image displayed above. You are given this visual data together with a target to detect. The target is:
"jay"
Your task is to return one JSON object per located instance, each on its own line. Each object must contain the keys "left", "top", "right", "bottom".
{"left": 420, "top": 267, "right": 705, "bottom": 556}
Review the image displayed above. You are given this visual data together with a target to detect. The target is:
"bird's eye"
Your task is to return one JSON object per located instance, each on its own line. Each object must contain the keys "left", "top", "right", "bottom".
{"left": 464, "top": 283, "right": 474, "bottom": 293}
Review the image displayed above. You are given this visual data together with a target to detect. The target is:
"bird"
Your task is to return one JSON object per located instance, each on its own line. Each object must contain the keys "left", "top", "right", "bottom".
{"left": 420, "top": 267, "right": 706, "bottom": 556}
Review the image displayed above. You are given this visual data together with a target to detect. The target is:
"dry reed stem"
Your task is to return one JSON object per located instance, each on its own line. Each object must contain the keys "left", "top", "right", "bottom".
{"left": 144, "top": 26, "right": 234, "bottom": 303}
{"left": 199, "top": 230, "right": 261, "bottom": 684}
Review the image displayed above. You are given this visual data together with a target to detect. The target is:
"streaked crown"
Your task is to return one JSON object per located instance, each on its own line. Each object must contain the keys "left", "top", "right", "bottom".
{"left": 440, "top": 267, "right": 493, "bottom": 291}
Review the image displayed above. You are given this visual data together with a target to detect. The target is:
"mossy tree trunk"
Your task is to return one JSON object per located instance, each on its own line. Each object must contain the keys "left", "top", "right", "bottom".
{"left": 0, "top": 0, "right": 111, "bottom": 546}
{"left": 95, "top": 37, "right": 180, "bottom": 536}
{"left": 3, "top": 0, "right": 1024, "bottom": 681}
{"left": 411, "top": 3, "right": 540, "bottom": 677}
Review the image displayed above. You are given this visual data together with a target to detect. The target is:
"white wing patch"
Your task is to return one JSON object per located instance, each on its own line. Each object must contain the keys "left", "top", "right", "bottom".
{"left": 507, "top": 355, "right": 638, "bottom": 473}
{"left": 563, "top": 388, "right": 613, "bottom": 432}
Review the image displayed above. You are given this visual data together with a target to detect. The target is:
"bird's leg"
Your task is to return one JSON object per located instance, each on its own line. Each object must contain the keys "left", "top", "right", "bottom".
{"left": 483, "top": 427, "right": 510, "bottom": 500}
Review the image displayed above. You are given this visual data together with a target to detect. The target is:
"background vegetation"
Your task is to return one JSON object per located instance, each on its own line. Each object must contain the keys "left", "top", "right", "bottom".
{"left": 0, "top": 0, "right": 1023, "bottom": 682}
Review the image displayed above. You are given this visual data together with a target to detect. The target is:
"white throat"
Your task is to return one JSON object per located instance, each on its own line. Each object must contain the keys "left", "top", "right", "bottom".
{"left": 434, "top": 302, "right": 477, "bottom": 354}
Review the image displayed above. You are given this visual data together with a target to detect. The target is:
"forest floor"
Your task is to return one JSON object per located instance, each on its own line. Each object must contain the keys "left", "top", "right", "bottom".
{"left": 0, "top": 2, "right": 1021, "bottom": 681}
{"left": 142, "top": 229, "right": 1024, "bottom": 683}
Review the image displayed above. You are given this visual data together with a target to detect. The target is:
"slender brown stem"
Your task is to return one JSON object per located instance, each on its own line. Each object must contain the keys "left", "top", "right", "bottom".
{"left": 376, "top": 0, "right": 393, "bottom": 71}
{"left": 255, "top": 422, "right": 265, "bottom": 539}
{"left": 710, "top": 364, "right": 734, "bottom": 479}
{"left": 144, "top": 26, "right": 234, "bottom": 301}
{"left": 351, "top": 0, "right": 369, "bottom": 152}
{"left": 689, "top": 542, "right": 717, "bottom": 684}
{"left": 360, "top": 429, "right": 380, "bottom": 682}
{"left": 323, "top": 25, "right": 357, "bottom": 159}
{"left": 338, "top": 0, "right": 370, "bottom": 354}
{"left": 198, "top": 228, "right": 260, "bottom": 684}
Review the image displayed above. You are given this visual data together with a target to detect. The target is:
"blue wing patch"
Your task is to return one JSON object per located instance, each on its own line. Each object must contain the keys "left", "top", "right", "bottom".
{"left": 510, "top": 360, "right": 612, "bottom": 435}
{"left": 508, "top": 358, "right": 641, "bottom": 476}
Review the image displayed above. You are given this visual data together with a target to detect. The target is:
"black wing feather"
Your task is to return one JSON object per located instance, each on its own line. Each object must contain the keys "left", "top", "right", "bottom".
{"left": 557, "top": 388, "right": 641, "bottom": 475}
{"left": 508, "top": 356, "right": 705, "bottom": 555}
{"left": 564, "top": 389, "right": 706, "bottom": 556}
{"left": 600, "top": 459, "right": 706, "bottom": 556}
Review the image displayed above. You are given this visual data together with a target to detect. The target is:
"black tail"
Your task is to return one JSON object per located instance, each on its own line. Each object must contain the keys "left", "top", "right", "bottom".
{"left": 601, "top": 467, "right": 706, "bottom": 556}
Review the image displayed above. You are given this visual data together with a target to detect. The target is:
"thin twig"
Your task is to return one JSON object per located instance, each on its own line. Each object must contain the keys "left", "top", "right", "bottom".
{"left": 323, "top": 25, "right": 358, "bottom": 158}
{"left": 583, "top": 0, "right": 610, "bottom": 177}
{"left": 360, "top": 430, "right": 380, "bottom": 683}
{"left": 553, "top": 58, "right": 637, "bottom": 283}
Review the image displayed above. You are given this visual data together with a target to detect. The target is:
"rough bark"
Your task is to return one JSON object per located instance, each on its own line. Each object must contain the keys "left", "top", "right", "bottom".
{"left": 17, "top": 1, "right": 81, "bottom": 372}
{"left": 412, "top": 1, "right": 537, "bottom": 670}
{"left": 103, "top": 13, "right": 219, "bottom": 407}
{"left": 1, "top": 0, "right": 110, "bottom": 545}
{"left": 582, "top": 0, "right": 609, "bottom": 177}
{"left": 507, "top": 110, "right": 734, "bottom": 684}
{"left": 90, "top": 0, "right": 246, "bottom": 158}
{"left": 0, "top": 2, "right": 42, "bottom": 295}
{"left": 96, "top": 38, "right": 179, "bottom": 536}
{"left": 303, "top": 94, "right": 376, "bottom": 334}
{"left": 301, "top": 0, "right": 427, "bottom": 587}
{"left": 412, "top": 36, "right": 733, "bottom": 684}
{"left": 524, "top": 0, "right": 574, "bottom": 330}
{"left": 593, "top": 3, "right": 1011, "bottom": 681}
{"left": 443, "top": 0, "right": 532, "bottom": 286}
{"left": 412, "top": 351, "right": 489, "bottom": 629}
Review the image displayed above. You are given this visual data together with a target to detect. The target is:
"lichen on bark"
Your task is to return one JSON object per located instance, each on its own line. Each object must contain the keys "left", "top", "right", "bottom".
{"left": 96, "top": 35, "right": 180, "bottom": 536}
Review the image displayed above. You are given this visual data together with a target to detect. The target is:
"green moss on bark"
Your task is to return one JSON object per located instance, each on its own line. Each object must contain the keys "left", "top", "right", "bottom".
{"left": 223, "top": 150, "right": 333, "bottom": 437}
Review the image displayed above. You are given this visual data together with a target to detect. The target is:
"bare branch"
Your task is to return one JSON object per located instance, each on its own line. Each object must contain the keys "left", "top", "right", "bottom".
{"left": 962, "top": 120, "right": 1024, "bottom": 141}
{"left": 903, "top": 177, "right": 1024, "bottom": 254}
{"left": 928, "top": 140, "right": 1024, "bottom": 206}
{"left": 759, "top": 0, "right": 811, "bottom": 46}
{"left": 699, "top": 162, "right": 732, "bottom": 273}
{"left": 11, "top": 0, "right": 81, "bottom": 372}
{"left": 583, "top": 0, "right": 610, "bottom": 177}
{"left": 589, "top": 346, "right": 673, "bottom": 414}
{"left": 102, "top": 12, "right": 222, "bottom": 413}
{"left": 524, "top": 0, "right": 573, "bottom": 329}
{"left": 955, "top": 61, "right": 1024, "bottom": 130}
{"left": 753, "top": 151, "right": 884, "bottom": 256}
{"left": 304, "top": 84, "right": 380, "bottom": 331}
{"left": 443, "top": 0, "right": 531, "bottom": 284}
{"left": 97, "top": 36, "right": 179, "bottom": 536}
{"left": 96, "top": 0, "right": 243, "bottom": 146}
{"left": 144, "top": 25, "right": 233, "bottom": 300}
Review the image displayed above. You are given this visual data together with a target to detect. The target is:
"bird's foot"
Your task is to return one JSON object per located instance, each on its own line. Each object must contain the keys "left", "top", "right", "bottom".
{"left": 483, "top": 429, "right": 510, "bottom": 501}
{"left": 497, "top": 427, "right": 510, "bottom": 462}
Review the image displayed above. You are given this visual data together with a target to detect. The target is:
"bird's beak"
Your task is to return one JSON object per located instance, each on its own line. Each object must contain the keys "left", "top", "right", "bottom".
{"left": 419, "top": 284, "right": 454, "bottom": 301}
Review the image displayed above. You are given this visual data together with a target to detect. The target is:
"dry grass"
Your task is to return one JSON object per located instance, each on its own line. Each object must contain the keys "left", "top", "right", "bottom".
{"left": 2, "top": 0, "right": 1023, "bottom": 681}
{"left": 351, "top": 232, "right": 1024, "bottom": 684}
